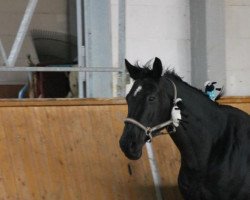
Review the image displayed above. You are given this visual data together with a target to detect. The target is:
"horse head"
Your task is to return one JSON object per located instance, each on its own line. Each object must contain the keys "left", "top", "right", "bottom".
{"left": 119, "top": 57, "right": 174, "bottom": 160}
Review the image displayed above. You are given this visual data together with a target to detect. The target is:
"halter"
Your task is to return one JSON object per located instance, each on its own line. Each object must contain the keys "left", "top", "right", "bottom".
{"left": 124, "top": 78, "right": 181, "bottom": 142}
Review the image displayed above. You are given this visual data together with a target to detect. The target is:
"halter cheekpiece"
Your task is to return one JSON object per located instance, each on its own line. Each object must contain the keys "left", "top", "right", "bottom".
{"left": 124, "top": 78, "right": 182, "bottom": 143}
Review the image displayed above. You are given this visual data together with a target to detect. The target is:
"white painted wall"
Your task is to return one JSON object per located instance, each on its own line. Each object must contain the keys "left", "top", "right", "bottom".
{"left": 125, "top": 0, "right": 191, "bottom": 85}
{"left": 225, "top": 0, "right": 250, "bottom": 95}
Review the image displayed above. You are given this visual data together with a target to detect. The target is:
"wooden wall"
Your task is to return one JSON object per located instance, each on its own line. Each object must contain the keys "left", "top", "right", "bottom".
{"left": 0, "top": 97, "right": 249, "bottom": 200}
{"left": 218, "top": 96, "right": 250, "bottom": 113}
{"left": 0, "top": 99, "right": 156, "bottom": 200}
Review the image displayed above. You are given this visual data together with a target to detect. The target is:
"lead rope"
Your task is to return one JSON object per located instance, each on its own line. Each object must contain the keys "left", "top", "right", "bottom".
{"left": 124, "top": 78, "right": 182, "bottom": 142}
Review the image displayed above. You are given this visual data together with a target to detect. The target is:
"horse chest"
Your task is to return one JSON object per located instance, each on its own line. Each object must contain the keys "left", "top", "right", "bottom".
{"left": 178, "top": 168, "right": 206, "bottom": 199}
{"left": 178, "top": 166, "right": 250, "bottom": 200}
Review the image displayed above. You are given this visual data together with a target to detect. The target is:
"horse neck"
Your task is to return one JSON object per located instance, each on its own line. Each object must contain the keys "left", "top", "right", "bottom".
{"left": 165, "top": 77, "right": 227, "bottom": 172}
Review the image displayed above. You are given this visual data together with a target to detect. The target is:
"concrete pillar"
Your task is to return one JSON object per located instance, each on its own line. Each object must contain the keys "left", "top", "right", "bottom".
{"left": 190, "top": 0, "right": 225, "bottom": 89}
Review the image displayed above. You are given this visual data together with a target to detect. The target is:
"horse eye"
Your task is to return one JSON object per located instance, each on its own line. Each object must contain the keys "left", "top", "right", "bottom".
{"left": 148, "top": 96, "right": 156, "bottom": 102}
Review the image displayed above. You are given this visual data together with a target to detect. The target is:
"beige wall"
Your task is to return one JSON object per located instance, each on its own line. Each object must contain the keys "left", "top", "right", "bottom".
{"left": 0, "top": 0, "right": 67, "bottom": 84}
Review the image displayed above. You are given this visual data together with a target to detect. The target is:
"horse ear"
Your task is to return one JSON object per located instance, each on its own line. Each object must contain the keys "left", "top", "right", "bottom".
{"left": 152, "top": 57, "right": 163, "bottom": 79}
{"left": 125, "top": 59, "right": 141, "bottom": 80}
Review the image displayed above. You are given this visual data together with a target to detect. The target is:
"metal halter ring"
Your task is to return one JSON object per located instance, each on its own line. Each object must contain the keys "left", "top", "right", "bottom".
{"left": 145, "top": 127, "right": 153, "bottom": 143}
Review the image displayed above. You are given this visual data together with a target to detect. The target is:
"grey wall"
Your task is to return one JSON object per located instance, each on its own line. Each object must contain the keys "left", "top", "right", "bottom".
{"left": 190, "top": 0, "right": 225, "bottom": 90}
{"left": 190, "top": 0, "right": 250, "bottom": 95}
{"left": 225, "top": 0, "right": 250, "bottom": 95}
{"left": 190, "top": 0, "right": 208, "bottom": 87}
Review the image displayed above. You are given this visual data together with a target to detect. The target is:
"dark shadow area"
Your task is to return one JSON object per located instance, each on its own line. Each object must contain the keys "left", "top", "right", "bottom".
{"left": 136, "top": 185, "right": 183, "bottom": 200}
{"left": 161, "top": 185, "right": 183, "bottom": 200}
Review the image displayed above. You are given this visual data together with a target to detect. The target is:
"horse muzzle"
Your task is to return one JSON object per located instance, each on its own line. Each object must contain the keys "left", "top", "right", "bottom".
{"left": 119, "top": 135, "right": 143, "bottom": 160}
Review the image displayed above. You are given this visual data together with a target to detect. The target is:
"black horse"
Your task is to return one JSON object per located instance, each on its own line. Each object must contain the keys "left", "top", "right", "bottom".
{"left": 119, "top": 57, "right": 250, "bottom": 200}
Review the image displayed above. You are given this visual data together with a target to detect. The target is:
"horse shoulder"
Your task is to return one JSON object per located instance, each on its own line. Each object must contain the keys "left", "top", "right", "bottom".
{"left": 178, "top": 104, "right": 250, "bottom": 199}
{"left": 204, "top": 105, "right": 250, "bottom": 198}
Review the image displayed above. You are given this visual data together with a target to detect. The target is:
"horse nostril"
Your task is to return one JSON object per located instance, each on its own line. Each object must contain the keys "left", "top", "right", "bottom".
{"left": 130, "top": 142, "right": 137, "bottom": 152}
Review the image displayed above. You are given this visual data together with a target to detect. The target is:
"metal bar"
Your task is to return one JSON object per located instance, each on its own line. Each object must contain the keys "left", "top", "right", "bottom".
{"left": 76, "top": 0, "right": 85, "bottom": 98}
{"left": 84, "top": 0, "right": 91, "bottom": 97}
{"left": 7, "top": 0, "right": 38, "bottom": 66}
{"left": 118, "top": 0, "right": 126, "bottom": 97}
{"left": 76, "top": 0, "right": 84, "bottom": 68}
{"left": 0, "top": 67, "right": 123, "bottom": 72}
{"left": 146, "top": 143, "right": 163, "bottom": 200}
{"left": 0, "top": 39, "right": 8, "bottom": 65}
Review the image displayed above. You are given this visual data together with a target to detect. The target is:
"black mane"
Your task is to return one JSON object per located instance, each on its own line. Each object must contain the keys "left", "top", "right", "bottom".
{"left": 163, "top": 69, "right": 183, "bottom": 81}
{"left": 136, "top": 63, "right": 207, "bottom": 98}
{"left": 134, "top": 61, "right": 183, "bottom": 81}
{"left": 132, "top": 63, "right": 156, "bottom": 79}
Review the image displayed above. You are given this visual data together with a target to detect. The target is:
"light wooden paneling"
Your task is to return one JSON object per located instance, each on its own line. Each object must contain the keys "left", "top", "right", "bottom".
{"left": 219, "top": 96, "right": 250, "bottom": 114}
{"left": 0, "top": 102, "right": 156, "bottom": 200}
{"left": 0, "top": 97, "right": 249, "bottom": 200}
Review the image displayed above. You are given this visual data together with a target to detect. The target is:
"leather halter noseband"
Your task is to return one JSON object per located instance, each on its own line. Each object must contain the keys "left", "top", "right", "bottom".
{"left": 124, "top": 79, "right": 180, "bottom": 142}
